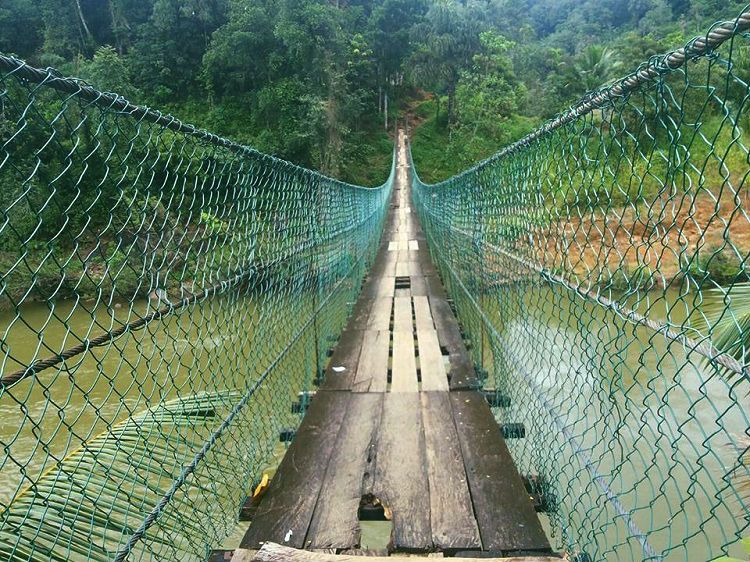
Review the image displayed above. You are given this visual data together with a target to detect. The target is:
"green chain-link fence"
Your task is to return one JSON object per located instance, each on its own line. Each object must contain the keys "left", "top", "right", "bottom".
{"left": 0, "top": 56, "right": 393, "bottom": 561}
{"left": 413, "top": 7, "right": 750, "bottom": 562}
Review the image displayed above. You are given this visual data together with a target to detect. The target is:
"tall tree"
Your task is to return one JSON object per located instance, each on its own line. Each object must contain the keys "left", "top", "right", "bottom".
{"left": 410, "top": 0, "right": 483, "bottom": 124}
{"left": 0, "top": 0, "right": 43, "bottom": 59}
{"left": 368, "top": 0, "right": 427, "bottom": 114}
{"left": 130, "top": 0, "right": 228, "bottom": 101}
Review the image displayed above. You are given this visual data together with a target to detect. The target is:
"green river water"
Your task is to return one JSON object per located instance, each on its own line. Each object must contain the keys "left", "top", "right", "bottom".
{"left": 484, "top": 284, "right": 750, "bottom": 561}
{"left": 0, "top": 287, "right": 748, "bottom": 560}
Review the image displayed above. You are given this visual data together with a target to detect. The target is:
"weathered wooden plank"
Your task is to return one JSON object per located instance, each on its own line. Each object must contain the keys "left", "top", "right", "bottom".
{"left": 337, "top": 549, "right": 389, "bottom": 557}
{"left": 417, "top": 328, "right": 449, "bottom": 392}
{"left": 381, "top": 257, "right": 397, "bottom": 277}
{"left": 319, "top": 329, "right": 366, "bottom": 391}
{"left": 368, "top": 393, "right": 431, "bottom": 551}
{"left": 410, "top": 276, "right": 429, "bottom": 297}
{"left": 376, "top": 276, "right": 395, "bottom": 297}
{"left": 240, "top": 392, "right": 350, "bottom": 549}
{"left": 429, "top": 296, "right": 479, "bottom": 390}
{"left": 404, "top": 249, "right": 422, "bottom": 262}
{"left": 352, "top": 330, "right": 390, "bottom": 393}
{"left": 230, "top": 550, "right": 256, "bottom": 562}
{"left": 306, "top": 393, "right": 384, "bottom": 549}
{"left": 341, "top": 286, "right": 375, "bottom": 331}
{"left": 413, "top": 296, "right": 434, "bottom": 331}
{"left": 390, "top": 330, "right": 418, "bottom": 392}
{"left": 367, "top": 298, "right": 392, "bottom": 331}
{"left": 424, "top": 274, "right": 447, "bottom": 298}
{"left": 408, "top": 261, "right": 422, "bottom": 276}
{"left": 449, "top": 392, "right": 550, "bottom": 553}
{"left": 421, "top": 392, "right": 481, "bottom": 550}
{"left": 395, "top": 261, "right": 409, "bottom": 277}
{"left": 365, "top": 246, "right": 398, "bottom": 282}
{"left": 244, "top": 542, "right": 561, "bottom": 562}
{"left": 393, "top": 296, "right": 413, "bottom": 332}
{"left": 414, "top": 250, "right": 437, "bottom": 275}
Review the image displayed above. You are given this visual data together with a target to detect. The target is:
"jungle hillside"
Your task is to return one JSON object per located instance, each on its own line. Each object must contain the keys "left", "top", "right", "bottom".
{"left": 1, "top": 0, "right": 745, "bottom": 186}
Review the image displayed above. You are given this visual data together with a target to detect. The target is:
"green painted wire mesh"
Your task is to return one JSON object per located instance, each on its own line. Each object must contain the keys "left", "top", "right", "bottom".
{"left": 413, "top": 7, "right": 750, "bottom": 562}
{"left": 0, "top": 56, "right": 393, "bottom": 561}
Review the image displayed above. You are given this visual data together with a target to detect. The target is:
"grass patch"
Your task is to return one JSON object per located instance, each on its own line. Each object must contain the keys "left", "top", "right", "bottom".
{"left": 340, "top": 125, "right": 394, "bottom": 187}
{"left": 410, "top": 98, "right": 537, "bottom": 184}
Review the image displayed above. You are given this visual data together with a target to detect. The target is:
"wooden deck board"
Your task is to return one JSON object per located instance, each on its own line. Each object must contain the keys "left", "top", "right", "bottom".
{"left": 381, "top": 258, "right": 397, "bottom": 277}
{"left": 391, "top": 330, "right": 418, "bottom": 392}
{"left": 393, "top": 297, "right": 412, "bottom": 332}
{"left": 368, "top": 393, "right": 431, "bottom": 551}
{"left": 240, "top": 391, "right": 349, "bottom": 549}
{"left": 413, "top": 296, "right": 434, "bottom": 331}
{"left": 375, "top": 276, "right": 395, "bottom": 297}
{"left": 410, "top": 276, "right": 429, "bottom": 297}
{"left": 306, "top": 393, "right": 384, "bottom": 549}
{"left": 318, "top": 329, "right": 365, "bottom": 391}
{"left": 367, "top": 298, "right": 392, "bottom": 331}
{"left": 352, "top": 330, "right": 389, "bottom": 393}
{"left": 240, "top": 542, "right": 561, "bottom": 561}
{"left": 421, "top": 392, "right": 481, "bottom": 550}
{"left": 449, "top": 392, "right": 550, "bottom": 553}
{"left": 417, "top": 328, "right": 449, "bottom": 392}
{"left": 429, "top": 296, "right": 479, "bottom": 390}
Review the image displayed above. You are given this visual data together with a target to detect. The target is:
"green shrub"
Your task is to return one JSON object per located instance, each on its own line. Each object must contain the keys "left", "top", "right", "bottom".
{"left": 685, "top": 246, "right": 747, "bottom": 287}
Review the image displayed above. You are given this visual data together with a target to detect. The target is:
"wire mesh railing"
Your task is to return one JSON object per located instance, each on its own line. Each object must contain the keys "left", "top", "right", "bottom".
{"left": 412, "top": 7, "right": 750, "bottom": 562}
{"left": 0, "top": 55, "right": 393, "bottom": 562}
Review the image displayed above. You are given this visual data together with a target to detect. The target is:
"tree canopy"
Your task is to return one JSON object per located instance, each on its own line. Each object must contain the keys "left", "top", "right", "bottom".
{"left": 0, "top": 0, "right": 746, "bottom": 183}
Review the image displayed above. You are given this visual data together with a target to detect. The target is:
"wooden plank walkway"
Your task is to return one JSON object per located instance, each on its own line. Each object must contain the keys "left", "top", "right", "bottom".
{"left": 230, "top": 542, "right": 562, "bottom": 561}
{"left": 230, "top": 542, "right": 562, "bottom": 562}
{"left": 239, "top": 131, "right": 551, "bottom": 557}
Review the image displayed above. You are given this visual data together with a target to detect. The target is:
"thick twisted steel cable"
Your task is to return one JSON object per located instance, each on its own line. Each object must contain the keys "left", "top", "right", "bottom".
{"left": 0, "top": 205, "right": 385, "bottom": 389}
{"left": 415, "top": 205, "right": 748, "bottom": 380}
{"left": 0, "top": 55, "right": 369, "bottom": 189}
{"left": 440, "top": 7, "right": 750, "bottom": 182}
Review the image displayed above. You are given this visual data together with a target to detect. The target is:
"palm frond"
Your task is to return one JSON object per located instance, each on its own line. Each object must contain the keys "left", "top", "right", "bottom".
{"left": 696, "top": 282, "right": 750, "bottom": 379}
{"left": 0, "top": 392, "right": 237, "bottom": 562}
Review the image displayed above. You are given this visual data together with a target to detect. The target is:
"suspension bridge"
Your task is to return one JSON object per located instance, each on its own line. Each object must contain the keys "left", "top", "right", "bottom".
{"left": 234, "top": 131, "right": 551, "bottom": 560}
{"left": 1, "top": 7, "right": 750, "bottom": 562}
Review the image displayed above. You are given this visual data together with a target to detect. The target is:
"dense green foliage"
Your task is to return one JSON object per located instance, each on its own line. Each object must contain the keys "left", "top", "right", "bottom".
{"left": 2, "top": 0, "right": 418, "bottom": 184}
{"left": 1, "top": 0, "right": 746, "bottom": 183}
{"left": 1, "top": 0, "right": 748, "bottom": 302}
{"left": 409, "top": 0, "right": 750, "bottom": 181}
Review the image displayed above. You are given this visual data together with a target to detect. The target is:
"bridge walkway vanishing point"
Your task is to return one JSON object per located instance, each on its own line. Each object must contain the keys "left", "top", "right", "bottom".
{"left": 236, "top": 131, "right": 553, "bottom": 559}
